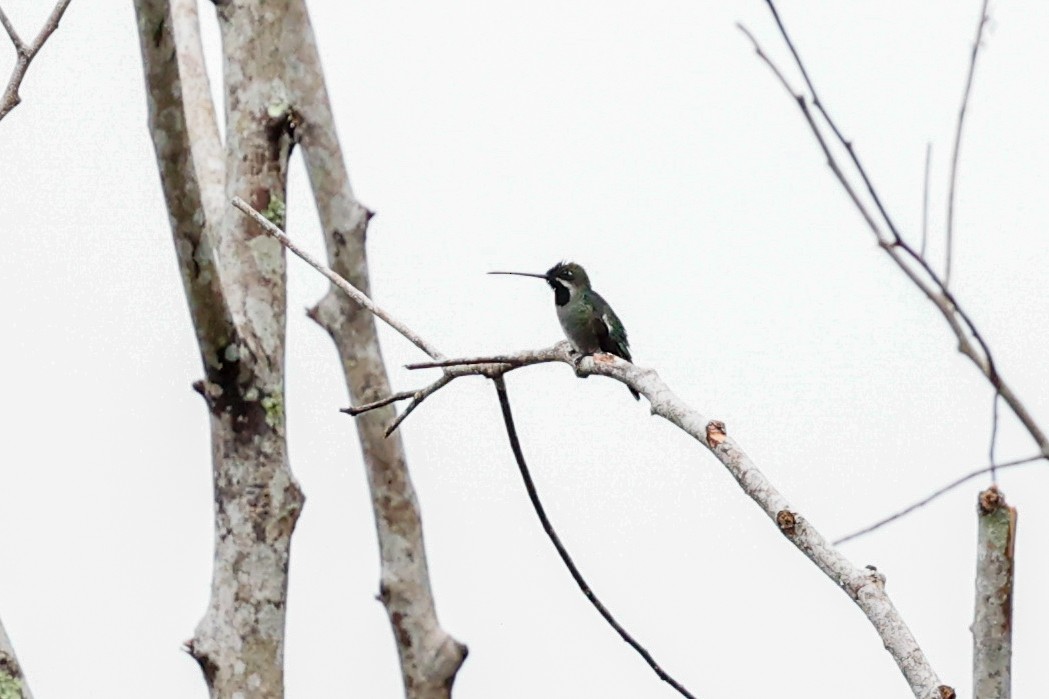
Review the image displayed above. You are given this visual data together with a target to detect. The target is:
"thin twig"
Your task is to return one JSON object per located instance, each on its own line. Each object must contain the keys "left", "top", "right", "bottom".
{"left": 946, "top": 0, "right": 991, "bottom": 287}
{"left": 232, "top": 196, "right": 444, "bottom": 361}
{"left": 921, "top": 143, "right": 932, "bottom": 259}
{"left": 989, "top": 392, "right": 1000, "bottom": 484}
{"left": 833, "top": 454, "right": 1042, "bottom": 546}
{"left": 407, "top": 355, "right": 527, "bottom": 370}
{"left": 340, "top": 390, "right": 415, "bottom": 416}
{"left": 384, "top": 374, "right": 454, "bottom": 437}
{"left": 492, "top": 376, "right": 697, "bottom": 699}
{"left": 0, "top": 9, "right": 25, "bottom": 50}
{"left": 0, "top": 0, "right": 73, "bottom": 122}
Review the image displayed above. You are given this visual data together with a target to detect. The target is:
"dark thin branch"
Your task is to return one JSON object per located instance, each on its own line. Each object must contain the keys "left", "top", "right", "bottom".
{"left": 736, "top": 23, "right": 886, "bottom": 240}
{"left": 989, "top": 392, "right": 1000, "bottom": 484}
{"left": 0, "top": 0, "right": 73, "bottom": 122}
{"left": 946, "top": 0, "right": 991, "bottom": 287}
{"left": 763, "top": 0, "right": 902, "bottom": 245}
{"left": 492, "top": 376, "right": 697, "bottom": 699}
{"left": 833, "top": 455, "right": 1043, "bottom": 546}
{"left": 921, "top": 143, "right": 932, "bottom": 259}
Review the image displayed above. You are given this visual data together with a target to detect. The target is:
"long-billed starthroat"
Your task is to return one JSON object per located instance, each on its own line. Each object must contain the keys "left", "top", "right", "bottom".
{"left": 489, "top": 261, "right": 640, "bottom": 400}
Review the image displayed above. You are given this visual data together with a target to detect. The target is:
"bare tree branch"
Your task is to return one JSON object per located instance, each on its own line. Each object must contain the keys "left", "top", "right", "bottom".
{"left": 741, "top": 4, "right": 1049, "bottom": 460}
{"left": 833, "top": 455, "right": 1043, "bottom": 546}
{"left": 233, "top": 196, "right": 443, "bottom": 361}
{"left": 973, "top": 486, "right": 1015, "bottom": 699}
{"left": 247, "top": 202, "right": 954, "bottom": 699}
{"left": 0, "top": 0, "right": 71, "bottom": 122}
{"left": 946, "top": 0, "right": 991, "bottom": 287}
{"left": 492, "top": 376, "right": 697, "bottom": 699}
{"left": 0, "top": 617, "right": 32, "bottom": 699}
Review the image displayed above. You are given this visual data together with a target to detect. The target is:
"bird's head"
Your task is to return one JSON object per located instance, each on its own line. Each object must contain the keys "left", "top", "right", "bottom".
{"left": 545, "top": 261, "right": 591, "bottom": 294}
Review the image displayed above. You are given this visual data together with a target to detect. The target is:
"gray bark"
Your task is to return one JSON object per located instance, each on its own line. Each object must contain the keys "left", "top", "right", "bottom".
{"left": 286, "top": 10, "right": 469, "bottom": 694}
{"left": 135, "top": 0, "right": 463, "bottom": 695}
{"left": 135, "top": 0, "right": 302, "bottom": 696}
{"left": 0, "top": 618, "right": 32, "bottom": 699}
{"left": 973, "top": 486, "right": 1015, "bottom": 699}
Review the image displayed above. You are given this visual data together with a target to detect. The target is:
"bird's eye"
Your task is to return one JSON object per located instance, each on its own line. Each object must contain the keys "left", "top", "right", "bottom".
{"left": 564, "top": 270, "right": 574, "bottom": 280}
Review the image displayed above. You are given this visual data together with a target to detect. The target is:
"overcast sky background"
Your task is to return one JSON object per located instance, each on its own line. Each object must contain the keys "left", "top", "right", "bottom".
{"left": 2, "top": 1, "right": 1047, "bottom": 697}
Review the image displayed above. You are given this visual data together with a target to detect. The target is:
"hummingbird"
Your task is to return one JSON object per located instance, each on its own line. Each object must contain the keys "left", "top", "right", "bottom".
{"left": 489, "top": 261, "right": 640, "bottom": 400}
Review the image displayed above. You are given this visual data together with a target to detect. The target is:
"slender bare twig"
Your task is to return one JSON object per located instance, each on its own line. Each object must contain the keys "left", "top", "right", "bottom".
{"left": 946, "top": 0, "right": 991, "bottom": 287}
{"left": 744, "top": 3, "right": 1049, "bottom": 459}
{"left": 383, "top": 374, "right": 454, "bottom": 437}
{"left": 493, "top": 376, "right": 697, "bottom": 699}
{"left": 407, "top": 355, "right": 531, "bottom": 370}
{"left": 339, "top": 390, "right": 416, "bottom": 416}
{"left": 0, "top": 0, "right": 72, "bottom": 122}
{"left": 833, "top": 455, "right": 1042, "bottom": 546}
{"left": 233, "top": 196, "right": 444, "bottom": 361}
{"left": 921, "top": 143, "right": 932, "bottom": 259}
{"left": 989, "top": 392, "right": 1000, "bottom": 484}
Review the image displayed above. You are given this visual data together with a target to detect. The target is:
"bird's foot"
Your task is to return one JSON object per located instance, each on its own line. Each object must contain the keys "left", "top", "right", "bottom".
{"left": 571, "top": 352, "right": 590, "bottom": 377}
{"left": 594, "top": 353, "right": 617, "bottom": 365}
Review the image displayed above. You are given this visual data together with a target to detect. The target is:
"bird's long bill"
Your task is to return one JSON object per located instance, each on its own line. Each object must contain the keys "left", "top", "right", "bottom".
{"left": 487, "top": 271, "right": 548, "bottom": 279}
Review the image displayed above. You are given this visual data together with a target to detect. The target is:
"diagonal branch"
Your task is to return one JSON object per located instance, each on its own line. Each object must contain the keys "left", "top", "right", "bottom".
{"left": 248, "top": 199, "right": 954, "bottom": 699}
{"left": 234, "top": 196, "right": 443, "bottom": 361}
{"left": 742, "top": 4, "right": 1049, "bottom": 460}
{"left": 833, "top": 455, "right": 1043, "bottom": 546}
{"left": 0, "top": 0, "right": 72, "bottom": 122}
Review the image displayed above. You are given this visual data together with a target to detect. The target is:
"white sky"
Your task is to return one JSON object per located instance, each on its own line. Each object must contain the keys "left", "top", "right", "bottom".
{"left": 2, "top": 1, "right": 1047, "bottom": 697}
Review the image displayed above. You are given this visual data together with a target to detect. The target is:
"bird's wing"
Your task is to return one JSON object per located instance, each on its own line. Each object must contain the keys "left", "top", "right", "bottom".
{"left": 591, "top": 305, "right": 631, "bottom": 363}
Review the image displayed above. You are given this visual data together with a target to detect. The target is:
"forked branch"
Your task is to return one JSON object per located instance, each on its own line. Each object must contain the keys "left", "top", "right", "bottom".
{"left": 0, "top": 0, "right": 72, "bottom": 121}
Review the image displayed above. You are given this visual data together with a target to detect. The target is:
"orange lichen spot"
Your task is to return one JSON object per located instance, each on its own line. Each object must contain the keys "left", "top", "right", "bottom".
{"left": 705, "top": 420, "right": 727, "bottom": 448}
{"left": 776, "top": 510, "right": 797, "bottom": 536}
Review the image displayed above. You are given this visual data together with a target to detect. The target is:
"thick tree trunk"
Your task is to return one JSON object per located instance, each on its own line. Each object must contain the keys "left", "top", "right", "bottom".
{"left": 136, "top": 1, "right": 302, "bottom": 696}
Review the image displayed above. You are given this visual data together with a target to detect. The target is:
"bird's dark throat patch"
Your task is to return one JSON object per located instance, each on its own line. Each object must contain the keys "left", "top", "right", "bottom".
{"left": 551, "top": 280, "right": 569, "bottom": 306}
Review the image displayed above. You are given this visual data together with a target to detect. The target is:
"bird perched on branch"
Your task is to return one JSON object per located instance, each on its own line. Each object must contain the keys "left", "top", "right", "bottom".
{"left": 489, "top": 261, "right": 640, "bottom": 400}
